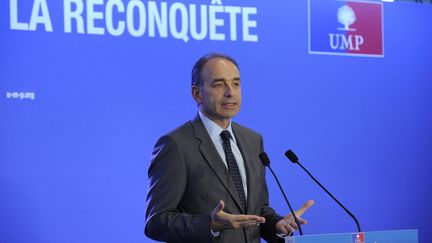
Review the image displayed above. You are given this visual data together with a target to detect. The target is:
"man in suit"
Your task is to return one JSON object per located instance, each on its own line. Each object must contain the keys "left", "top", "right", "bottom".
{"left": 145, "top": 53, "right": 313, "bottom": 243}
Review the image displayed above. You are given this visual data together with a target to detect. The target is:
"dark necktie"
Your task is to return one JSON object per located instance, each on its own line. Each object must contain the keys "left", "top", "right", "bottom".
{"left": 220, "top": 130, "right": 247, "bottom": 210}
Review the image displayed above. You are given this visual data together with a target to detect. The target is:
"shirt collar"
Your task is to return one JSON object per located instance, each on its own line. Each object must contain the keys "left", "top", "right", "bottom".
{"left": 198, "top": 110, "right": 236, "bottom": 143}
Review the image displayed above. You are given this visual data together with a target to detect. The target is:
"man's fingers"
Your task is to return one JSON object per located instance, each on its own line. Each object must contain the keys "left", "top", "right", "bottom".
{"left": 238, "top": 220, "right": 261, "bottom": 227}
{"left": 295, "top": 199, "right": 314, "bottom": 217}
{"left": 233, "top": 214, "right": 266, "bottom": 223}
{"left": 290, "top": 217, "right": 307, "bottom": 229}
{"left": 229, "top": 215, "right": 266, "bottom": 229}
{"left": 279, "top": 223, "right": 295, "bottom": 235}
{"left": 230, "top": 214, "right": 266, "bottom": 229}
{"left": 297, "top": 217, "right": 308, "bottom": 225}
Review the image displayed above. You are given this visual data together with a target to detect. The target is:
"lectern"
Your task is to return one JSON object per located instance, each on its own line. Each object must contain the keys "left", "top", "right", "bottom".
{"left": 285, "top": 229, "right": 418, "bottom": 243}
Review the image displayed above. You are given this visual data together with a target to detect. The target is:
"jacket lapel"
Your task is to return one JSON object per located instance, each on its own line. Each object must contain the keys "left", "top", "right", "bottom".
{"left": 191, "top": 116, "right": 246, "bottom": 213}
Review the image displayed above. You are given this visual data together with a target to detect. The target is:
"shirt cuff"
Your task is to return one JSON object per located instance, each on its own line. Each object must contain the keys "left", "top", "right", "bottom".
{"left": 210, "top": 229, "right": 221, "bottom": 237}
{"left": 277, "top": 231, "right": 294, "bottom": 238}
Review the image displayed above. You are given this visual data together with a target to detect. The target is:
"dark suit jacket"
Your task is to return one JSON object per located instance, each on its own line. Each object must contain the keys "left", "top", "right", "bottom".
{"left": 145, "top": 116, "right": 282, "bottom": 243}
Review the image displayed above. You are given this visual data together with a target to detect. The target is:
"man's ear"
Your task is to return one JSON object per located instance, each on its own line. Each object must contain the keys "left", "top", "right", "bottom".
{"left": 192, "top": 86, "right": 202, "bottom": 104}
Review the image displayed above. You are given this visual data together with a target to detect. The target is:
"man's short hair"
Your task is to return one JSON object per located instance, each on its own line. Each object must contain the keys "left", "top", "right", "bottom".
{"left": 191, "top": 53, "right": 240, "bottom": 87}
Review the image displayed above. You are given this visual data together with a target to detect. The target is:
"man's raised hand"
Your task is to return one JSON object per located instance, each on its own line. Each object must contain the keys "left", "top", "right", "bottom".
{"left": 275, "top": 200, "right": 315, "bottom": 235}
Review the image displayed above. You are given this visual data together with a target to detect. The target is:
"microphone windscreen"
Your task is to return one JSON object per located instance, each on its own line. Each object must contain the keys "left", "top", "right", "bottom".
{"left": 285, "top": 150, "right": 299, "bottom": 163}
{"left": 258, "top": 152, "right": 271, "bottom": 166}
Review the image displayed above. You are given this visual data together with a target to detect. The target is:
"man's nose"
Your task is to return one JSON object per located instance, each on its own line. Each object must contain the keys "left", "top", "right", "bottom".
{"left": 224, "top": 85, "right": 233, "bottom": 97}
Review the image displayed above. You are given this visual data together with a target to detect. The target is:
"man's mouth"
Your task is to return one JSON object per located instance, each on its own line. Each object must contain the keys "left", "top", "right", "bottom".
{"left": 222, "top": 102, "right": 237, "bottom": 108}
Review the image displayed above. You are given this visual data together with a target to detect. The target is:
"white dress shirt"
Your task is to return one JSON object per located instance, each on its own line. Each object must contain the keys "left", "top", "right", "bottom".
{"left": 199, "top": 111, "right": 248, "bottom": 199}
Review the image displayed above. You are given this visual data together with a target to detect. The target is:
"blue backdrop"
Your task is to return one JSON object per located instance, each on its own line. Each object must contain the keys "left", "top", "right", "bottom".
{"left": 1, "top": 0, "right": 431, "bottom": 242}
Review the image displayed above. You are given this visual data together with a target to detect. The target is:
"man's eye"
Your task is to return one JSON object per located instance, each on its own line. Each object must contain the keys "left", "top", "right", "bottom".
{"left": 214, "top": 83, "right": 223, "bottom": 87}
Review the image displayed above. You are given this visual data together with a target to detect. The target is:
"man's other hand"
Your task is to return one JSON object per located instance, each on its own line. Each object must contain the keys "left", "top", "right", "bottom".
{"left": 275, "top": 199, "right": 315, "bottom": 235}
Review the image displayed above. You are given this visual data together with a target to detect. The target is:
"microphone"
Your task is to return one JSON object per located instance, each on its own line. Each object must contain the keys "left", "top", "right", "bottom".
{"left": 258, "top": 152, "right": 303, "bottom": 235}
{"left": 285, "top": 149, "right": 362, "bottom": 232}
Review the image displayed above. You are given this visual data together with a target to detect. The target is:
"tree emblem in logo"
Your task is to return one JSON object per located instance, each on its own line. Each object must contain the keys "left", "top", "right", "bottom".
{"left": 337, "top": 5, "right": 356, "bottom": 31}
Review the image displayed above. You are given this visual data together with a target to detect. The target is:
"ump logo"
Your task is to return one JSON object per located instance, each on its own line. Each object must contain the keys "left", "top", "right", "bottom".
{"left": 308, "top": 0, "right": 384, "bottom": 57}
{"left": 352, "top": 233, "right": 365, "bottom": 243}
